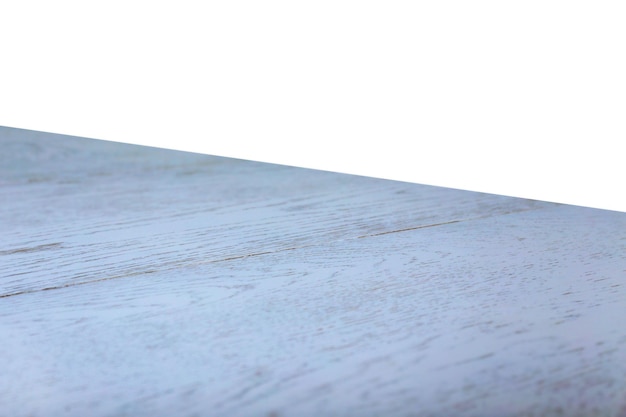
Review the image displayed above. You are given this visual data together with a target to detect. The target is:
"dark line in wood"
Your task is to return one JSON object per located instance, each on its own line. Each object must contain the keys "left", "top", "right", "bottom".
{"left": 0, "top": 206, "right": 550, "bottom": 299}
{"left": 0, "top": 248, "right": 307, "bottom": 299}
{"left": 357, "top": 220, "right": 461, "bottom": 238}
{"left": 0, "top": 269, "right": 159, "bottom": 299}
{"left": 0, "top": 242, "right": 63, "bottom": 256}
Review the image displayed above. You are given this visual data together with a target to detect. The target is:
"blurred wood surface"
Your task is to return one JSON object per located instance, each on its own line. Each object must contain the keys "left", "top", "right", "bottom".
{"left": 1, "top": 126, "right": 625, "bottom": 417}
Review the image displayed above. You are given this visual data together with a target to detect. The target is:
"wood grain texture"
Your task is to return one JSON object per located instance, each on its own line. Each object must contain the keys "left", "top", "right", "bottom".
{"left": 1, "top": 127, "right": 553, "bottom": 297}
{"left": 1, "top": 126, "right": 625, "bottom": 417}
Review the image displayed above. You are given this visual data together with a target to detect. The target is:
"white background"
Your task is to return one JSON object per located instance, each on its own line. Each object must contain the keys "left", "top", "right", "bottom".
{"left": 2, "top": 1, "right": 625, "bottom": 212}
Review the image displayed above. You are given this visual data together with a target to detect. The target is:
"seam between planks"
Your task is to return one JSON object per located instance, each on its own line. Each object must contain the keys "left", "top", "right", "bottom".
{"left": 0, "top": 205, "right": 552, "bottom": 299}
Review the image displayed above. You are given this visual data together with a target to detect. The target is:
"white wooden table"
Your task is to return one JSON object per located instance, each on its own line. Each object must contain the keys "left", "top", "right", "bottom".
{"left": 1, "top": 126, "right": 625, "bottom": 417}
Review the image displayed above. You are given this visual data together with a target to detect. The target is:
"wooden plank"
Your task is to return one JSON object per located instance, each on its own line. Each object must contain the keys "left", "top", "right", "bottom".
{"left": 1, "top": 127, "right": 553, "bottom": 296}
{"left": 1, "top": 127, "right": 625, "bottom": 416}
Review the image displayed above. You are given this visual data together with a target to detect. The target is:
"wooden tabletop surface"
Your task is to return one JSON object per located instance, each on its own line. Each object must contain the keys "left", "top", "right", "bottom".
{"left": 1, "top": 126, "right": 625, "bottom": 417}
